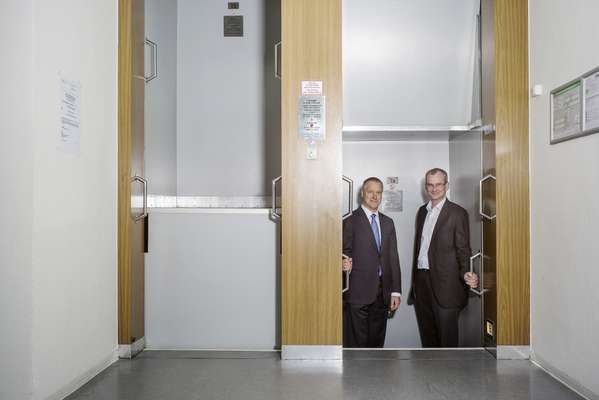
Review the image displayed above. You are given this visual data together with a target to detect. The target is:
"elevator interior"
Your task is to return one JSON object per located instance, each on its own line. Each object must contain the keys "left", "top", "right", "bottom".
{"left": 143, "top": 0, "right": 486, "bottom": 349}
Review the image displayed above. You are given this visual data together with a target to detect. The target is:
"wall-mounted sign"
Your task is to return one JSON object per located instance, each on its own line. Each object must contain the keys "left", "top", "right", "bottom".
{"left": 59, "top": 75, "right": 82, "bottom": 154}
{"left": 224, "top": 16, "right": 243, "bottom": 37}
{"left": 298, "top": 95, "right": 326, "bottom": 141}
{"left": 550, "top": 65, "right": 599, "bottom": 144}
{"left": 584, "top": 69, "right": 599, "bottom": 133}
{"left": 301, "top": 80, "right": 323, "bottom": 96}
{"left": 382, "top": 177, "right": 403, "bottom": 212}
{"left": 551, "top": 80, "right": 582, "bottom": 143}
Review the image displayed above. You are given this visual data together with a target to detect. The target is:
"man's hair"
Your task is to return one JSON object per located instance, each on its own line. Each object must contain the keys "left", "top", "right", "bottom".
{"left": 425, "top": 168, "right": 448, "bottom": 183}
{"left": 362, "top": 177, "right": 383, "bottom": 190}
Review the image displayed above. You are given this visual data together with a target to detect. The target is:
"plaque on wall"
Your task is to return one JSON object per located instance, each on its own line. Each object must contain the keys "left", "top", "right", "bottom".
{"left": 550, "top": 79, "right": 582, "bottom": 144}
{"left": 583, "top": 68, "right": 599, "bottom": 133}
{"left": 382, "top": 177, "right": 403, "bottom": 212}
{"left": 550, "top": 65, "right": 599, "bottom": 144}
{"left": 224, "top": 16, "right": 243, "bottom": 37}
{"left": 298, "top": 95, "right": 326, "bottom": 141}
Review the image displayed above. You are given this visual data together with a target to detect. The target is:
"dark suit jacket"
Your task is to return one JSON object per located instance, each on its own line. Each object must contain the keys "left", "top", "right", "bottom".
{"left": 408, "top": 200, "right": 471, "bottom": 309}
{"left": 343, "top": 207, "right": 401, "bottom": 305}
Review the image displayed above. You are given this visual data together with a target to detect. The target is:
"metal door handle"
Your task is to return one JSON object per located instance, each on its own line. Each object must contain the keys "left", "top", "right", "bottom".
{"left": 274, "top": 41, "right": 281, "bottom": 79}
{"left": 479, "top": 174, "right": 496, "bottom": 220}
{"left": 342, "top": 175, "right": 354, "bottom": 219}
{"left": 131, "top": 175, "right": 148, "bottom": 222}
{"left": 342, "top": 270, "right": 350, "bottom": 293}
{"left": 145, "top": 38, "right": 158, "bottom": 83}
{"left": 469, "top": 252, "right": 487, "bottom": 296}
{"left": 271, "top": 176, "right": 281, "bottom": 221}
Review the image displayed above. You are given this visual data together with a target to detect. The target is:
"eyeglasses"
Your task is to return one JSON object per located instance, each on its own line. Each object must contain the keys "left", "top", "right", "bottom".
{"left": 425, "top": 183, "right": 447, "bottom": 189}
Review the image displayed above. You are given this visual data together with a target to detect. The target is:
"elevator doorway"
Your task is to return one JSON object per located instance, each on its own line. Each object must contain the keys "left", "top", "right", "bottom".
{"left": 341, "top": 0, "right": 486, "bottom": 348}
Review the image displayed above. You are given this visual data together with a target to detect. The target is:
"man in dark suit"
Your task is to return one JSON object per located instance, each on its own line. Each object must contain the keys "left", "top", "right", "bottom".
{"left": 342, "top": 177, "right": 401, "bottom": 348}
{"left": 408, "top": 168, "right": 479, "bottom": 347}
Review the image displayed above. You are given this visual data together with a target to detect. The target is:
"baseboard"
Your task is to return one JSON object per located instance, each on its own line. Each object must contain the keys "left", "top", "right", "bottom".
{"left": 119, "top": 337, "right": 145, "bottom": 359}
{"left": 281, "top": 345, "right": 342, "bottom": 360}
{"left": 496, "top": 345, "right": 530, "bottom": 360}
{"left": 531, "top": 353, "right": 598, "bottom": 400}
{"left": 46, "top": 347, "right": 118, "bottom": 400}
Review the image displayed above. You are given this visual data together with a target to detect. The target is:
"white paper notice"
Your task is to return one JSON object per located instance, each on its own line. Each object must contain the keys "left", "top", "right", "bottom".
{"left": 382, "top": 177, "right": 403, "bottom": 212}
{"left": 584, "top": 71, "right": 599, "bottom": 132}
{"left": 59, "top": 76, "right": 82, "bottom": 153}
{"left": 301, "top": 81, "right": 323, "bottom": 96}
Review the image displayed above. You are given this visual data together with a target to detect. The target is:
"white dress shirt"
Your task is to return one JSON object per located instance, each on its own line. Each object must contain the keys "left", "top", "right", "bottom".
{"left": 417, "top": 197, "right": 447, "bottom": 270}
{"left": 360, "top": 205, "right": 400, "bottom": 298}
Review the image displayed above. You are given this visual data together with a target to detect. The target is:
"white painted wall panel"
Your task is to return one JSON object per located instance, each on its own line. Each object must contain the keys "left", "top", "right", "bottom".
{"left": 343, "top": 141, "right": 450, "bottom": 347}
{"left": 0, "top": 1, "right": 34, "bottom": 399}
{"left": 530, "top": 1, "right": 599, "bottom": 398}
{"left": 145, "top": 211, "right": 278, "bottom": 349}
{"left": 29, "top": 1, "right": 118, "bottom": 398}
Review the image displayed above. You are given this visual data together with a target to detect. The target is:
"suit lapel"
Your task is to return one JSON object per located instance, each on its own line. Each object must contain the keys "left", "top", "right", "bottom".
{"left": 430, "top": 200, "right": 451, "bottom": 245}
{"left": 415, "top": 206, "right": 426, "bottom": 253}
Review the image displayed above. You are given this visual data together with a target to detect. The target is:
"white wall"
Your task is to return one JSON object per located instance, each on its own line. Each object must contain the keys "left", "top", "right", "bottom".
{"left": 28, "top": 1, "right": 118, "bottom": 399}
{"left": 530, "top": 1, "right": 599, "bottom": 398}
{"left": 0, "top": 1, "right": 34, "bottom": 399}
{"left": 343, "top": 141, "right": 450, "bottom": 347}
{"left": 145, "top": 0, "right": 178, "bottom": 196}
{"left": 343, "top": 0, "right": 479, "bottom": 127}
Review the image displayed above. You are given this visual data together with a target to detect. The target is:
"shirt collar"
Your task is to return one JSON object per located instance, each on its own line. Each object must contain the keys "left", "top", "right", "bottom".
{"left": 361, "top": 204, "right": 379, "bottom": 219}
{"left": 426, "top": 197, "right": 447, "bottom": 212}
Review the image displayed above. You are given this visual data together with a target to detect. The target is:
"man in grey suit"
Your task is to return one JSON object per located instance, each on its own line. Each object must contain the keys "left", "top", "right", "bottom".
{"left": 408, "top": 168, "right": 479, "bottom": 347}
{"left": 342, "top": 177, "right": 402, "bottom": 348}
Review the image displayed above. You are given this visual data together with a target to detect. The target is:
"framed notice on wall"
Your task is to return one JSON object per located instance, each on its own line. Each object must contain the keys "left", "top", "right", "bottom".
{"left": 550, "top": 66, "right": 599, "bottom": 144}
{"left": 550, "top": 79, "right": 582, "bottom": 144}
{"left": 583, "top": 67, "right": 599, "bottom": 134}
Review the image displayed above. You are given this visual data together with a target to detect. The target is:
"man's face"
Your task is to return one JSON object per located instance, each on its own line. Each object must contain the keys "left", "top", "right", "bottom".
{"left": 425, "top": 172, "right": 448, "bottom": 203}
{"left": 362, "top": 181, "right": 383, "bottom": 211}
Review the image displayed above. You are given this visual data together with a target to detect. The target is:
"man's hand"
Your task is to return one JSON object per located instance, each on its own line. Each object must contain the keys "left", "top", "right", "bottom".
{"left": 342, "top": 254, "right": 352, "bottom": 272}
{"left": 389, "top": 295, "right": 401, "bottom": 311}
{"left": 464, "top": 272, "right": 479, "bottom": 289}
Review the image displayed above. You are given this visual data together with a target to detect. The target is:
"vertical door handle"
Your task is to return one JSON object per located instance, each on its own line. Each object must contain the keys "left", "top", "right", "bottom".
{"left": 342, "top": 270, "right": 350, "bottom": 293}
{"left": 479, "top": 174, "right": 496, "bottom": 220}
{"left": 342, "top": 175, "right": 354, "bottom": 219}
{"left": 271, "top": 176, "right": 282, "bottom": 221}
{"left": 145, "top": 38, "right": 158, "bottom": 83}
{"left": 469, "top": 252, "right": 487, "bottom": 296}
{"left": 274, "top": 41, "right": 281, "bottom": 79}
{"left": 131, "top": 175, "right": 148, "bottom": 222}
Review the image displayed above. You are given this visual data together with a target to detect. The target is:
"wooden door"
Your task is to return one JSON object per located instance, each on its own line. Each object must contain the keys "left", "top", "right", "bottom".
{"left": 481, "top": 0, "right": 530, "bottom": 355}
{"left": 281, "top": 0, "right": 343, "bottom": 358}
{"left": 118, "top": 0, "right": 146, "bottom": 357}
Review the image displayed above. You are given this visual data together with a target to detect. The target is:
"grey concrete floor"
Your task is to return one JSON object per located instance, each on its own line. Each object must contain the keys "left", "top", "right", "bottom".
{"left": 66, "top": 350, "right": 583, "bottom": 400}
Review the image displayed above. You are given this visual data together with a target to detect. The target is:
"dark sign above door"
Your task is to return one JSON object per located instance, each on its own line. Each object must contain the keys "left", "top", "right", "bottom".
{"left": 224, "top": 16, "right": 244, "bottom": 37}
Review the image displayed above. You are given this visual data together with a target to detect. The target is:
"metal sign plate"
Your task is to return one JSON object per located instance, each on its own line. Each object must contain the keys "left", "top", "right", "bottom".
{"left": 224, "top": 16, "right": 244, "bottom": 37}
{"left": 298, "top": 96, "right": 326, "bottom": 141}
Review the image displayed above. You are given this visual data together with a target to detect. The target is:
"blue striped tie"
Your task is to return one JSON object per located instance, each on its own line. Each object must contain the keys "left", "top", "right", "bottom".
{"left": 371, "top": 214, "right": 381, "bottom": 253}
{"left": 371, "top": 214, "right": 382, "bottom": 276}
